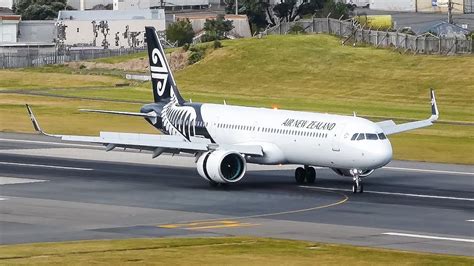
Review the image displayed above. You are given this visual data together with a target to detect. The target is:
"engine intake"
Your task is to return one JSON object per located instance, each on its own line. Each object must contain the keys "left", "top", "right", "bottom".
{"left": 197, "top": 150, "right": 246, "bottom": 183}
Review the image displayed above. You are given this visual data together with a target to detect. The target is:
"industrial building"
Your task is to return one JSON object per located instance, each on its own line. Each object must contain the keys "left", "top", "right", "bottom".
{"left": 0, "top": 14, "right": 20, "bottom": 43}
{"left": 369, "top": 0, "right": 473, "bottom": 14}
{"left": 57, "top": 9, "right": 166, "bottom": 48}
{"left": 66, "top": 0, "right": 210, "bottom": 11}
{"left": 113, "top": 0, "right": 210, "bottom": 11}
{"left": 0, "top": 0, "right": 13, "bottom": 9}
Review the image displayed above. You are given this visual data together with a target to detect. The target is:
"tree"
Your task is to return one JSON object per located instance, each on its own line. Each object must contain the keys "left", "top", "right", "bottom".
{"left": 224, "top": 0, "right": 268, "bottom": 34}
{"left": 320, "top": 0, "right": 350, "bottom": 20}
{"left": 166, "top": 19, "right": 195, "bottom": 47}
{"left": 272, "top": 0, "right": 325, "bottom": 23}
{"left": 203, "top": 14, "right": 234, "bottom": 41}
{"left": 15, "top": 0, "right": 73, "bottom": 20}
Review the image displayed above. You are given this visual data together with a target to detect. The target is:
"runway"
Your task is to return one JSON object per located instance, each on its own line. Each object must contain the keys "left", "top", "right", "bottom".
{"left": 0, "top": 132, "right": 473, "bottom": 256}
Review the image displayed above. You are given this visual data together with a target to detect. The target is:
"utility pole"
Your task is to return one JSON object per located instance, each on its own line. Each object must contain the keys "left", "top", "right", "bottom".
{"left": 235, "top": 0, "right": 238, "bottom": 15}
{"left": 448, "top": 0, "right": 453, "bottom": 24}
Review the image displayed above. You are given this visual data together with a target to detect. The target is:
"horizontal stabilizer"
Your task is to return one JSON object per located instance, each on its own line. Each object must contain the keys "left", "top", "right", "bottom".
{"left": 80, "top": 109, "right": 159, "bottom": 124}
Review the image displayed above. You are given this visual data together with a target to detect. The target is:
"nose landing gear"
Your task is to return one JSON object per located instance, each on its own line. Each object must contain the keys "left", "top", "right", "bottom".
{"left": 295, "top": 166, "right": 316, "bottom": 184}
{"left": 350, "top": 168, "right": 364, "bottom": 193}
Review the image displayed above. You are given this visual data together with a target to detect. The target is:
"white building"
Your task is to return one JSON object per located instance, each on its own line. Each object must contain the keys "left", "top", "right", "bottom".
{"left": 0, "top": 0, "right": 14, "bottom": 9}
{"left": 57, "top": 9, "right": 166, "bottom": 48}
{"left": 67, "top": 0, "right": 114, "bottom": 11}
{"left": 369, "top": 0, "right": 465, "bottom": 13}
{"left": 113, "top": 0, "right": 209, "bottom": 10}
{"left": 0, "top": 15, "right": 20, "bottom": 43}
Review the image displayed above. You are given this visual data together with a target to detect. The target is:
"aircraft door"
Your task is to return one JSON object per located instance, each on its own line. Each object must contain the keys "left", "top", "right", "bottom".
{"left": 331, "top": 123, "right": 346, "bottom": 152}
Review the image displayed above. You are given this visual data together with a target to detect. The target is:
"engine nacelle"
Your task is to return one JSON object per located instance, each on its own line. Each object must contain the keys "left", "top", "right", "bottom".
{"left": 197, "top": 150, "right": 247, "bottom": 183}
{"left": 331, "top": 168, "right": 375, "bottom": 177}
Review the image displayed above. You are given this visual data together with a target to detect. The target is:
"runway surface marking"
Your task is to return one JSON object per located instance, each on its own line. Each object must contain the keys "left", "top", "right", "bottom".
{"left": 157, "top": 190, "right": 349, "bottom": 228}
{"left": 0, "top": 161, "right": 93, "bottom": 171}
{"left": 300, "top": 186, "right": 474, "bottom": 202}
{"left": 160, "top": 220, "right": 259, "bottom": 230}
{"left": 0, "top": 138, "right": 99, "bottom": 148}
{"left": 467, "top": 220, "right": 474, "bottom": 222}
{"left": 383, "top": 232, "right": 474, "bottom": 243}
{"left": 0, "top": 176, "right": 48, "bottom": 185}
{"left": 383, "top": 166, "right": 474, "bottom": 176}
{"left": 0, "top": 197, "right": 7, "bottom": 201}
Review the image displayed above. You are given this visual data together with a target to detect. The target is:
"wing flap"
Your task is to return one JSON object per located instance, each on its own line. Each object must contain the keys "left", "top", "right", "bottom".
{"left": 62, "top": 132, "right": 209, "bottom": 151}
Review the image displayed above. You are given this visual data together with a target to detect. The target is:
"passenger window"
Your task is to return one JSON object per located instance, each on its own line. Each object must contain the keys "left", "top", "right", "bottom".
{"left": 378, "top": 133, "right": 386, "bottom": 140}
{"left": 357, "top": 133, "right": 365, "bottom": 140}
{"left": 351, "top": 133, "right": 358, "bottom": 140}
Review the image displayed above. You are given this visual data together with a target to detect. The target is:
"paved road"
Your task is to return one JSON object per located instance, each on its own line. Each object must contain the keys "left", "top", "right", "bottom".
{"left": 354, "top": 8, "right": 474, "bottom": 31}
{"left": 0, "top": 133, "right": 473, "bottom": 256}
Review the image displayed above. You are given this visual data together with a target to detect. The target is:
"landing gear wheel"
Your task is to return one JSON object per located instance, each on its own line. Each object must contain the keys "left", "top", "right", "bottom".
{"left": 295, "top": 167, "right": 305, "bottom": 184}
{"left": 305, "top": 167, "right": 316, "bottom": 184}
{"left": 352, "top": 170, "right": 363, "bottom": 193}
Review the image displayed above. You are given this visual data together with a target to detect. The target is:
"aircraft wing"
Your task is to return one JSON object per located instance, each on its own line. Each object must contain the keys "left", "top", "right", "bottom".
{"left": 376, "top": 89, "right": 439, "bottom": 135}
{"left": 26, "top": 105, "right": 263, "bottom": 157}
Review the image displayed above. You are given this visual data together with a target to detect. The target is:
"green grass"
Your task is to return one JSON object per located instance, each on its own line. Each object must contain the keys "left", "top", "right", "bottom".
{"left": 92, "top": 51, "right": 147, "bottom": 64}
{"left": 0, "top": 237, "right": 472, "bottom": 265}
{"left": 0, "top": 94, "right": 156, "bottom": 135}
{"left": 0, "top": 70, "right": 124, "bottom": 90}
{"left": 174, "top": 35, "right": 473, "bottom": 122}
{"left": 0, "top": 34, "right": 472, "bottom": 164}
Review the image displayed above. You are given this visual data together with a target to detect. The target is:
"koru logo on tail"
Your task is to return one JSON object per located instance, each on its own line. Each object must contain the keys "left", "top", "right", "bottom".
{"left": 151, "top": 48, "right": 169, "bottom": 97}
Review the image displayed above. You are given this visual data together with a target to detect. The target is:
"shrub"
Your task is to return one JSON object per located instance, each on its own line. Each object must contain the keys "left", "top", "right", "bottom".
{"left": 289, "top": 23, "right": 305, "bottom": 34}
{"left": 166, "top": 19, "right": 195, "bottom": 47}
{"left": 188, "top": 45, "right": 206, "bottom": 65}
{"left": 213, "top": 40, "right": 222, "bottom": 49}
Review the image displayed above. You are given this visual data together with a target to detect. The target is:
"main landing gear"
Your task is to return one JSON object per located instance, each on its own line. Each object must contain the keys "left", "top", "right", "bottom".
{"left": 295, "top": 166, "right": 316, "bottom": 184}
{"left": 350, "top": 168, "right": 364, "bottom": 193}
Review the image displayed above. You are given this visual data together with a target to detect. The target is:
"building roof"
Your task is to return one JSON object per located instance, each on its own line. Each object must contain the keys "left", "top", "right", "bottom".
{"left": 0, "top": 15, "right": 21, "bottom": 21}
{"left": 411, "top": 20, "right": 470, "bottom": 37}
{"left": 175, "top": 13, "right": 247, "bottom": 20}
{"left": 58, "top": 9, "right": 165, "bottom": 21}
{"left": 0, "top": 7, "right": 14, "bottom": 15}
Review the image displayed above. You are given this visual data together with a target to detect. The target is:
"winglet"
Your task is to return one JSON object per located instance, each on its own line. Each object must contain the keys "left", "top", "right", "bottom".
{"left": 26, "top": 104, "right": 43, "bottom": 133}
{"left": 429, "top": 88, "right": 439, "bottom": 122}
{"left": 25, "top": 104, "right": 56, "bottom": 137}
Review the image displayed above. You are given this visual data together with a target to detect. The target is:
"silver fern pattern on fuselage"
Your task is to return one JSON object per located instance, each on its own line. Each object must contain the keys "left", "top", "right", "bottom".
{"left": 161, "top": 97, "right": 197, "bottom": 140}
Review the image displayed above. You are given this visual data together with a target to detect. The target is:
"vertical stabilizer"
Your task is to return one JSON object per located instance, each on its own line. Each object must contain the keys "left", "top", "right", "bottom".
{"left": 145, "top": 27, "right": 185, "bottom": 104}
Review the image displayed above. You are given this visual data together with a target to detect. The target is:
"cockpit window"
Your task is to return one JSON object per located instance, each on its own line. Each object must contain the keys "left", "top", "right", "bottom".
{"left": 351, "top": 133, "right": 358, "bottom": 140}
{"left": 356, "top": 133, "right": 365, "bottom": 140}
{"left": 366, "top": 133, "right": 378, "bottom": 140}
{"left": 378, "top": 133, "right": 387, "bottom": 140}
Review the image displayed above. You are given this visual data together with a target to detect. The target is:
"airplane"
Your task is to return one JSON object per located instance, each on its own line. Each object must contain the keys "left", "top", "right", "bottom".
{"left": 26, "top": 26, "right": 439, "bottom": 193}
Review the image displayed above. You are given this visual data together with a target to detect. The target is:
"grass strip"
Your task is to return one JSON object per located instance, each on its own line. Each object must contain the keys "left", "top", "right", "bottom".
{"left": 0, "top": 237, "right": 472, "bottom": 265}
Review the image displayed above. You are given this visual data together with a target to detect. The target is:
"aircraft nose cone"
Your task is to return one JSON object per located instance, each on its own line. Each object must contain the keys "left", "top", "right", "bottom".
{"left": 373, "top": 141, "right": 392, "bottom": 167}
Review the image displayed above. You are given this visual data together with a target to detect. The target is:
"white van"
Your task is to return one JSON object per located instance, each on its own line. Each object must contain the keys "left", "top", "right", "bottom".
{"left": 346, "top": 0, "right": 370, "bottom": 8}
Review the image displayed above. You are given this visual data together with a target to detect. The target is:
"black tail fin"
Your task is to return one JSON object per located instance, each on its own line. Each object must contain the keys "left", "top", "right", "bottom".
{"left": 145, "top": 27, "right": 185, "bottom": 104}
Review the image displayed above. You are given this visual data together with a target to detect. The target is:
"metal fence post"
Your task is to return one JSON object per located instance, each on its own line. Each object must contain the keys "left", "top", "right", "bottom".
{"left": 454, "top": 37, "right": 457, "bottom": 54}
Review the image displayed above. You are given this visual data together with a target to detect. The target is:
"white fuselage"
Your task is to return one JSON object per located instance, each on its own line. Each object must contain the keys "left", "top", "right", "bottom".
{"left": 197, "top": 103, "right": 392, "bottom": 171}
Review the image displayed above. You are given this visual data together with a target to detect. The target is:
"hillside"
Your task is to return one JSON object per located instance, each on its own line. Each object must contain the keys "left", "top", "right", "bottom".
{"left": 0, "top": 34, "right": 472, "bottom": 164}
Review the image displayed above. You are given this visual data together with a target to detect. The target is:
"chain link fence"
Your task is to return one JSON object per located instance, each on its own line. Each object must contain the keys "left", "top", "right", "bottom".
{"left": 263, "top": 18, "right": 472, "bottom": 55}
{"left": 0, "top": 47, "right": 146, "bottom": 69}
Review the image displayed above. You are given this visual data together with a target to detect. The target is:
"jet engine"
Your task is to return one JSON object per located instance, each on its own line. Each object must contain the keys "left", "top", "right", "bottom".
{"left": 331, "top": 168, "right": 375, "bottom": 177}
{"left": 197, "top": 150, "right": 247, "bottom": 183}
